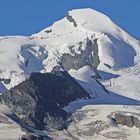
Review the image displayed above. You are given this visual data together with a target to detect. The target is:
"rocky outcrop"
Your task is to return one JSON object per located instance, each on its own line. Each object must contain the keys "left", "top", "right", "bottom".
{"left": 20, "top": 133, "right": 51, "bottom": 140}
{"left": 112, "top": 113, "right": 140, "bottom": 128}
{"left": 66, "top": 13, "right": 77, "bottom": 27}
{"left": 0, "top": 78, "right": 11, "bottom": 84}
{"left": 0, "top": 71, "right": 90, "bottom": 131}
{"left": 58, "top": 38, "right": 100, "bottom": 72}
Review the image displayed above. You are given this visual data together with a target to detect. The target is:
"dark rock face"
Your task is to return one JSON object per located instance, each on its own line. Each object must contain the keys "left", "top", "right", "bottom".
{"left": 1, "top": 71, "right": 90, "bottom": 130}
{"left": 21, "top": 135, "right": 42, "bottom": 140}
{"left": 60, "top": 39, "right": 100, "bottom": 71}
{"left": 45, "top": 29, "right": 52, "bottom": 34}
{"left": 20, "top": 133, "right": 51, "bottom": 140}
{"left": 0, "top": 78, "right": 11, "bottom": 84}
{"left": 66, "top": 13, "right": 77, "bottom": 27}
{"left": 113, "top": 113, "right": 140, "bottom": 128}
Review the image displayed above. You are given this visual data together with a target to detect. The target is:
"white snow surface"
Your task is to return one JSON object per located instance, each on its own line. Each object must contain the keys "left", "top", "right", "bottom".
{"left": 52, "top": 105, "right": 140, "bottom": 140}
{"left": 0, "top": 8, "right": 140, "bottom": 140}
{"left": 0, "top": 104, "right": 25, "bottom": 139}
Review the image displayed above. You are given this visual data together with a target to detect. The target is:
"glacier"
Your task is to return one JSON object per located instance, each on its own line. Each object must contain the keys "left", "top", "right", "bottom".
{"left": 0, "top": 8, "right": 140, "bottom": 140}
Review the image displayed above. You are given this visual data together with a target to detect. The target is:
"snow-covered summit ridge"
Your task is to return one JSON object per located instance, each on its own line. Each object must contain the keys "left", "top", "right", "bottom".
{"left": 0, "top": 8, "right": 140, "bottom": 91}
{"left": 35, "top": 8, "right": 139, "bottom": 48}
{"left": 34, "top": 8, "right": 140, "bottom": 68}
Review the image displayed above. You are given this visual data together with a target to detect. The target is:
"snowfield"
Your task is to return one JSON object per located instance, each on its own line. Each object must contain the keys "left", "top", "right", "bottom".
{"left": 52, "top": 105, "right": 140, "bottom": 140}
{"left": 0, "top": 8, "right": 140, "bottom": 139}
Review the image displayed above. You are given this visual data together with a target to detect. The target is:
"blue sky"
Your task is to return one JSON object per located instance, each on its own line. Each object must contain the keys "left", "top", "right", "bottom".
{"left": 0, "top": 0, "right": 139, "bottom": 39}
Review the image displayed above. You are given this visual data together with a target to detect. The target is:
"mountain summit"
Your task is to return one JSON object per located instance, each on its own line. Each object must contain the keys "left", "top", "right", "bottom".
{"left": 0, "top": 8, "right": 140, "bottom": 90}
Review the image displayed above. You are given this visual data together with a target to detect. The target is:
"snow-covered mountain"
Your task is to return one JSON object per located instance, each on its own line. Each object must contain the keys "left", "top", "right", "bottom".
{"left": 0, "top": 8, "right": 140, "bottom": 90}
{"left": 0, "top": 8, "right": 140, "bottom": 140}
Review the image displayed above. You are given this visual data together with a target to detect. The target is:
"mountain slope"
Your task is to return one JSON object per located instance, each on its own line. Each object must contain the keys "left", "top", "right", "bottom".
{"left": 0, "top": 71, "right": 90, "bottom": 130}
{"left": 0, "top": 8, "right": 140, "bottom": 92}
{"left": 0, "top": 8, "right": 140, "bottom": 140}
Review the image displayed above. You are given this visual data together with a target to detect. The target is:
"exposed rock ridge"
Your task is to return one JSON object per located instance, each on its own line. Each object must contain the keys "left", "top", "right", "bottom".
{"left": 0, "top": 71, "right": 90, "bottom": 131}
